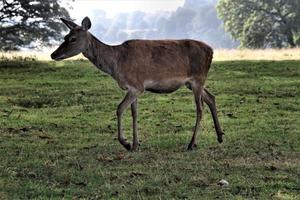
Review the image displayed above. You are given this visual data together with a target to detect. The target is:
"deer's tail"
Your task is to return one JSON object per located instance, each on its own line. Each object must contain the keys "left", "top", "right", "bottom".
{"left": 205, "top": 45, "right": 214, "bottom": 73}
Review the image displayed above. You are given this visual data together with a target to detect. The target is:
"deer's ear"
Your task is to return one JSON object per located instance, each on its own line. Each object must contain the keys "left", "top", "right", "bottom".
{"left": 60, "top": 18, "right": 78, "bottom": 29}
{"left": 81, "top": 17, "right": 91, "bottom": 31}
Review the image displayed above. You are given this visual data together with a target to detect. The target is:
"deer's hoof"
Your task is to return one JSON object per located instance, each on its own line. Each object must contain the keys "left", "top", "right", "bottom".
{"left": 187, "top": 143, "right": 197, "bottom": 151}
{"left": 217, "top": 132, "right": 225, "bottom": 143}
{"left": 132, "top": 143, "right": 139, "bottom": 151}
{"left": 218, "top": 137, "right": 223, "bottom": 143}
{"left": 123, "top": 143, "right": 132, "bottom": 151}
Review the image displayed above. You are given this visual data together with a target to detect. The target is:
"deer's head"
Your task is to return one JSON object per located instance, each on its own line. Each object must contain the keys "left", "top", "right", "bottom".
{"left": 51, "top": 17, "right": 91, "bottom": 61}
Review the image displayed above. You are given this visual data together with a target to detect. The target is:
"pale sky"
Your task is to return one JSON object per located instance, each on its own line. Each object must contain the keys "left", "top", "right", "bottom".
{"left": 67, "top": 0, "right": 184, "bottom": 19}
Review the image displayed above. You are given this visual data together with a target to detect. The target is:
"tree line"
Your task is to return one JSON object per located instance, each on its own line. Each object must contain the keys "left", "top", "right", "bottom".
{"left": 0, "top": 0, "right": 299, "bottom": 51}
{"left": 217, "top": 0, "right": 300, "bottom": 48}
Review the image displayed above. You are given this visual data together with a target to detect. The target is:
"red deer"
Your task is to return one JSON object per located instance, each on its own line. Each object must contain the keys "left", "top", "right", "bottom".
{"left": 51, "top": 17, "right": 224, "bottom": 151}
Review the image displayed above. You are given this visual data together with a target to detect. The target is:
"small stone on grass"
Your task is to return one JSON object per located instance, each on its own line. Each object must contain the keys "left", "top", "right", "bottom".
{"left": 218, "top": 179, "right": 229, "bottom": 186}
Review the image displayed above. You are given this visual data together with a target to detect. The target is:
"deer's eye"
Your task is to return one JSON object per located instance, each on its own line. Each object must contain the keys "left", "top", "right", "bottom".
{"left": 69, "top": 37, "right": 76, "bottom": 43}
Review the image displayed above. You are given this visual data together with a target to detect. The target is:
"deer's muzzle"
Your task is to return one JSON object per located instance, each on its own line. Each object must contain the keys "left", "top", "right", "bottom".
{"left": 51, "top": 51, "right": 65, "bottom": 61}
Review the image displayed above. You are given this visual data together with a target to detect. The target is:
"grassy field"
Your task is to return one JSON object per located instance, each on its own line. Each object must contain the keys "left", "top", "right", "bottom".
{"left": 0, "top": 58, "right": 299, "bottom": 199}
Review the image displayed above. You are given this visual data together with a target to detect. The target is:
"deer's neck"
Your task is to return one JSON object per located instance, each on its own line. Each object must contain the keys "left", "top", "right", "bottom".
{"left": 83, "top": 34, "right": 117, "bottom": 76}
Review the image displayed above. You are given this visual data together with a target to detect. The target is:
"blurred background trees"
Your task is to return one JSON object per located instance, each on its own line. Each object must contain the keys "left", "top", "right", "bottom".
{"left": 217, "top": 0, "right": 300, "bottom": 48}
{"left": 89, "top": 0, "right": 238, "bottom": 48}
{"left": 0, "top": 0, "right": 299, "bottom": 51}
{"left": 0, "top": 0, "right": 70, "bottom": 50}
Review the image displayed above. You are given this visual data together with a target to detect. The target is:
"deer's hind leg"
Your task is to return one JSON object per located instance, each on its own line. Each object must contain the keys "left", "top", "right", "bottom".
{"left": 131, "top": 99, "right": 139, "bottom": 150}
{"left": 202, "top": 88, "right": 224, "bottom": 143}
{"left": 188, "top": 82, "right": 204, "bottom": 150}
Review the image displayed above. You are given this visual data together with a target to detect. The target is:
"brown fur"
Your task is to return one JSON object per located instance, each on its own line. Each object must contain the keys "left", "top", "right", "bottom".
{"left": 81, "top": 35, "right": 213, "bottom": 94}
{"left": 116, "top": 39, "right": 213, "bottom": 91}
{"left": 51, "top": 17, "right": 224, "bottom": 151}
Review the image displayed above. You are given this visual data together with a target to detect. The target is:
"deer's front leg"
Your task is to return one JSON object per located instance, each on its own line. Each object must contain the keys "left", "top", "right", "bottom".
{"left": 117, "top": 90, "right": 138, "bottom": 151}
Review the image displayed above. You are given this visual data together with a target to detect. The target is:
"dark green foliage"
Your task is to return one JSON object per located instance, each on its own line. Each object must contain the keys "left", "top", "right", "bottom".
{"left": 0, "top": 0, "right": 70, "bottom": 50}
{"left": 0, "top": 59, "right": 299, "bottom": 198}
{"left": 217, "top": 0, "right": 300, "bottom": 48}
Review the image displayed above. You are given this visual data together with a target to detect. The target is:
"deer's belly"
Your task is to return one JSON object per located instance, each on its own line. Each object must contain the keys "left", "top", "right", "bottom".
{"left": 144, "top": 79, "right": 187, "bottom": 94}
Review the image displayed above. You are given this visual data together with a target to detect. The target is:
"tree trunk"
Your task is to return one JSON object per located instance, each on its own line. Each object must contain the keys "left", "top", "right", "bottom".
{"left": 286, "top": 29, "right": 296, "bottom": 48}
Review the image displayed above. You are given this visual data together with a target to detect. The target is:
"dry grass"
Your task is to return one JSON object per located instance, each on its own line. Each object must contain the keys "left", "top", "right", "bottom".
{"left": 0, "top": 49, "right": 84, "bottom": 61}
{"left": 1, "top": 48, "right": 300, "bottom": 61}
{"left": 214, "top": 48, "right": 300, "bottom": 61}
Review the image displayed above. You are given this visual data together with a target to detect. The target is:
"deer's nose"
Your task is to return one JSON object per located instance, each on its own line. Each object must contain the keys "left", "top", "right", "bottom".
{"left": 50, "top": 52, "right": 57, "bottom": 60}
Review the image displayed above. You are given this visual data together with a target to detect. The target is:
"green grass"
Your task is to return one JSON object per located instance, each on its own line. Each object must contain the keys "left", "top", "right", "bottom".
{"left": 0, "top": 59, "right": 299, "bottom": 199}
